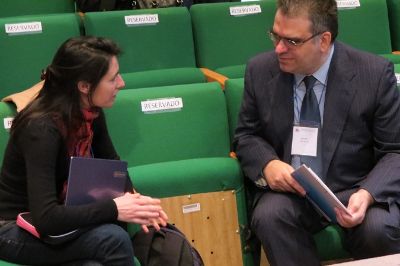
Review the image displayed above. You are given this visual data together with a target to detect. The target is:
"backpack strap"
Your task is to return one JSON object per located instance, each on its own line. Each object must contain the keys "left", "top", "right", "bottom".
{"left": 132, "top": 227, "right": 158, "bottom": 265}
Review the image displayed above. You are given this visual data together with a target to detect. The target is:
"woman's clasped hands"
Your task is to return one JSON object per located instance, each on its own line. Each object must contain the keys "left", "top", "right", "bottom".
{"left": 113, "top": 192, "right": 168, "bottom": 233}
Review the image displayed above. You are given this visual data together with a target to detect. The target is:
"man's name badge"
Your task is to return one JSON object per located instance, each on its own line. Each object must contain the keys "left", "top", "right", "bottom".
{"left": 291, "top": 126, "right": 319, "bottom": 157}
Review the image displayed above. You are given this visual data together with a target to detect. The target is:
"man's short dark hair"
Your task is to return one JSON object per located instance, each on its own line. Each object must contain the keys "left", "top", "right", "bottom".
{"left": 277, "top": 0, "right": 338, "bottom": 42}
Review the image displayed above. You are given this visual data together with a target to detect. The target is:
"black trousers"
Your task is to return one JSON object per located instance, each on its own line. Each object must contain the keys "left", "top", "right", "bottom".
{"left": 251, "top": 191, "right": 400, "bottom": 266}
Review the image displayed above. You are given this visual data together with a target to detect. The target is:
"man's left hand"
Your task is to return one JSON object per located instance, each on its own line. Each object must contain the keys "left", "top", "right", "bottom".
{"left": 335, "top": 189, "right": 374, "bottom": 228}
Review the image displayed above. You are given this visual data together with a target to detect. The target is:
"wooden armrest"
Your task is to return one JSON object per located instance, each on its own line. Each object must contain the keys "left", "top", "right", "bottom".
{"left": 200, "top": 68, "right": 228, "bottom": 89}
{"left": 392, "top": 51, "right": 400, "bottom": 55}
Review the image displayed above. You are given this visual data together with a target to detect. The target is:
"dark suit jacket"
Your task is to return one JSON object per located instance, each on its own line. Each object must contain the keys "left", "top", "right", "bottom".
{"left": 233, "top": 42, "right": 400, "bottom": 206}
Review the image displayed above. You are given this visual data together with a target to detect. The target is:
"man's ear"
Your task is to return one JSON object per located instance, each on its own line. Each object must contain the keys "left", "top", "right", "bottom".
{"left": 77, "top": 81, "right": 91, "bottom": 95}
{"left": 320, "top": 31, "right": 332, "bottom": 53}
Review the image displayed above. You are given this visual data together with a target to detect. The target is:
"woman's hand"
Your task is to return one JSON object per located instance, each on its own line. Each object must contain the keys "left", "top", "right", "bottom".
{"left": 113, "top": 193, "right": 168, "bottom": 229}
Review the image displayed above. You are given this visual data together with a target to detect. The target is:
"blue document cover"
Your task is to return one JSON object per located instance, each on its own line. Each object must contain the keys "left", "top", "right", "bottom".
{"left": 65, "top": 157, "right": 128, "bottom": 206}
{"left": 291, "top": 164, "right": 350, "bottom": 223}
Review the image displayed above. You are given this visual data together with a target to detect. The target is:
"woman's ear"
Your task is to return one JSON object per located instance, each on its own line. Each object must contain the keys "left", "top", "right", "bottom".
{"left": 77, "top": 81, "right": 91, "bottom": 95}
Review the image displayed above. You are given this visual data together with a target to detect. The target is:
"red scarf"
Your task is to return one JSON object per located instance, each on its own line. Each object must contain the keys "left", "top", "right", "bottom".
{"left": 67, "top": 108, "right": 99, "bottom": 157}
{"left": 58, "top": 108, "right": 99, "bottom": 203}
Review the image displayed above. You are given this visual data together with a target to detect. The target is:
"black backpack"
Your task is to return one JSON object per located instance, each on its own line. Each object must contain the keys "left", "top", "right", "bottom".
{"left": 132, "top": 223, "right": 204, "bottom": 266}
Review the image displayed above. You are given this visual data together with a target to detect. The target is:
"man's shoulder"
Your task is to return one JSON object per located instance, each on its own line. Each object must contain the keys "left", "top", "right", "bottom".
{"left": 247, "top": 50, "right": 279, "bottom": 71}
{"left": 335, "top": 41, "right": 390, "bottom": 67}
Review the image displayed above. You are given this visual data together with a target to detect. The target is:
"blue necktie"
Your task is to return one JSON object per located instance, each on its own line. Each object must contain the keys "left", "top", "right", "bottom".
{"left": 300, "top": 76, "right": 322, "bottom": 177}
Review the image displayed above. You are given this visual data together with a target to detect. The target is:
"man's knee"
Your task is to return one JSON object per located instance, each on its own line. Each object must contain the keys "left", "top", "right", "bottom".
{"left": 251, "top": 193, "right": 301, "bottom": 233}
{"left": 347, "top": 205, "right": 400, "bottom": 258}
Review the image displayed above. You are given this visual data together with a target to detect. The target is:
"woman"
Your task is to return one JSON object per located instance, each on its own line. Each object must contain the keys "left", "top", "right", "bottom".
{"left": 0, "top": 36, "right": 167, "bottom": 265}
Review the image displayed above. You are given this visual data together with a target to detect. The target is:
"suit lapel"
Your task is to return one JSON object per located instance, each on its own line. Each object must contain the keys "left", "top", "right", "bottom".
{"left": 268, "top": 70, "right": 294, "bottom": 163}
{"left": 322, "top": 43, "right": 357, "bottom": 178}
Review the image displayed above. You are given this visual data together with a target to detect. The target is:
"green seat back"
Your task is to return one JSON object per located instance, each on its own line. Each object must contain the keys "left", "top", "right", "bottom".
{"left": 0, "top": 14, "right": 81, "bottom": 99}
{"left": 84, "top": 8, "right": 197, "bottom": 74}
{"left": 225, "top": 78, "right": 244, "bottom": 145}
{"left": 387, "top": 0, "right": 400, "bottom": 51}
{"left": 337, "top": 0, "right": 392, "bottom": 54}
{"left": 0, "top": 0, "right": 75, "bottom": 18}
{"left": 190, "top": 0, "right": 276, "bottom": 78}
{"left": 105, "top": 82, "right": 231, "bottom": 167}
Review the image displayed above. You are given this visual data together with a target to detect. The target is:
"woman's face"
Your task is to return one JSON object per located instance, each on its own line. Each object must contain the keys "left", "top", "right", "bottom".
{"left": 80, "top": 56, "right": 125, "bottom": 109}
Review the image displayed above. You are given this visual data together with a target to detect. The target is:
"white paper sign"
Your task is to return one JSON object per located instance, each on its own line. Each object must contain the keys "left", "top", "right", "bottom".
{"left": 336, "top": 0, "right": 360, "bottom": 9}
{"left": 5, "top": 22, "right": 42, "bottom": 35}
{"left": 395, "top": 73, "right": 400, "bottom": 85}
{"left": 3, "top": 117, "right": 14, "bottom": 130}
{"left": 141, "top": 97, "right": 183, "bottom": 113}
{"left": 230, "top": 5, "right": 262, "bottom": 16}
{"left": 291, "top": 126, "right": 319, "bottom": 157}
{"left": 182, "top": 203, "right": 201, "bottom": 214}
{"left": 125, "top": 14, "right": 159, "bottom": 26}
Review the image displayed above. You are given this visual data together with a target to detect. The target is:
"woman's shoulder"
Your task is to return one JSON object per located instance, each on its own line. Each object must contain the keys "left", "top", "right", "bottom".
{"left": 19, "top": 115, "right": 62, "bottom": 138}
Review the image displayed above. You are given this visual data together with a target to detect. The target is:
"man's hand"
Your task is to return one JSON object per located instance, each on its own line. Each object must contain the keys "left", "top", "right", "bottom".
{"left": 335, "top": 189, "right": 374, "bottom": 228}
{"left": 263, "top": 160, "right": 306, "bottom": 196}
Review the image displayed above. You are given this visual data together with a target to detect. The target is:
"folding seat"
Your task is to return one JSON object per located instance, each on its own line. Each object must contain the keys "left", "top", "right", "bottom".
{"left": 0, "top": 102, "right": 16, "bottom": 166}
{"left": 83, "top": 7, "right": 206, "bottom": 90}
{"left": 387, "top": 0, "right": 400, "bottom": 51}
{"left": 337, "top": 0, "right": 400, "bottom": 63}
{"left": 0, "top": 13, "right": 81, "bottom": 99}
{"left": 190, "top": 0, "right": 276, "bottom": 87}
{"left": 104, "top": 82, "right": 252, "bottom": 266}
{"left": 0, "top": 0, "right": 76, "bottom": 18}
{"left": 224, "top": 78, "right": 351, "bottom": 265}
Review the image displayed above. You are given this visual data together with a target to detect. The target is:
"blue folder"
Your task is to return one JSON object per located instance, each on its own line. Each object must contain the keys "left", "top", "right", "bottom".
{"left": 65, "top": 157, "right": 129, "bottom": 206}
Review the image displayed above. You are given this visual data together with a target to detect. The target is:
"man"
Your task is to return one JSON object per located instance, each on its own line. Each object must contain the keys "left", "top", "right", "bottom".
{"left": 233, "top": 0, "right": 400, "bottom": 265}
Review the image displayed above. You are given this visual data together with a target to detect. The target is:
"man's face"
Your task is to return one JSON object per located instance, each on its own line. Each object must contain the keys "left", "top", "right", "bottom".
{"left": 271, "top": 9, "right": 325, "bottom": 75}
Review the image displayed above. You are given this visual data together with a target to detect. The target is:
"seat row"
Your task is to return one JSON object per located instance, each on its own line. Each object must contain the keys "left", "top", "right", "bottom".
{"left": 1, "top": 0, "right": 400, "bottom": 101}
{"left": 1, "top": 66, "right": 398, "bottom": 265}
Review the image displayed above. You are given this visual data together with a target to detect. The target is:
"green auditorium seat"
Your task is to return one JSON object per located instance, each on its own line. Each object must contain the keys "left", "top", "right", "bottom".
{"left": 0, "top": 13, "right": 81, "bottom": 99}
{"left": 387, "top": 0, "right": 400, "bottom": 52}
{"left": 0, "top": 0, "right": 76, "bottom": 18}
{"left": 0, "top": 102, "right": 16, "bottom": 170}
{"left": 83, "top": 7, "right": 206, "bottom": 90}
{"left": 190, "top": 1, "right": 276, "bottom": 87}
{"left": 0, "top": 102, "right": 17, "bottom": 266}
{"left": 337, "top": 0, "right": 400, "bottom": 64}
{"left": 104, "top": 82, "right": 252, "bottom": 265}
{"left": 224, "top": 78, "right": 351, "bottom": 264}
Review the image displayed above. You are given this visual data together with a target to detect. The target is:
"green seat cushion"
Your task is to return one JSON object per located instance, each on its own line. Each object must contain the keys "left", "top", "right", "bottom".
{"left": 314, "top": 225, "right": 350, "bottom": 261}
{"left": 129, "top": 157, "right": 243, "bottom": 198}
{"left": 121, "top": 67, "right": 206, "bottom": 89}
{"left": 380, "top": 53, "right": 400, "bottom": 64}
{"left": 215, "top": 64, "right": 246, "bottom": 80}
